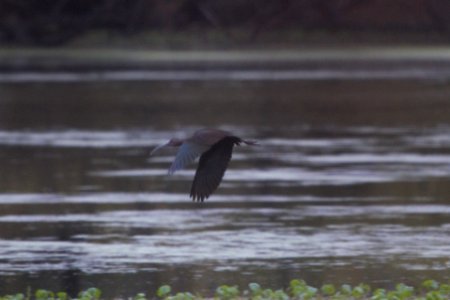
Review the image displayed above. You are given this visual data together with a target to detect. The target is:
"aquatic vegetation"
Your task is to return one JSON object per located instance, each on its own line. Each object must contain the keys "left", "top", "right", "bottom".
{"left": 156, "top": 285, "right": 197, "bottom": 300}
{"left": 0, "top": 280, "right": 449, "bottom": 300}
{"left": 215, "top": 285, "right": 240, "bottom": 300}
{"left": 0, "top": 288, "right": 102, "bottom": 300}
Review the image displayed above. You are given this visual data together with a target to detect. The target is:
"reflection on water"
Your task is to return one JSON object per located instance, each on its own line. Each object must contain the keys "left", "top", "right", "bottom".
{"left": 0, "top": 65, "right": 449, "bottom": 296}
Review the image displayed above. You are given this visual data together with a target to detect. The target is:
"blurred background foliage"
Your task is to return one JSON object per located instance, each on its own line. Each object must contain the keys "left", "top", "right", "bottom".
{"left": 0, "top": 0, "right": 449, "bottom": 47}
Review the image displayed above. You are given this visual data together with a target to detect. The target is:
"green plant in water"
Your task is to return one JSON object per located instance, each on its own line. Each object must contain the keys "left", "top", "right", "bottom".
{"left": 320, "top": 284, "right": 336, "bottom": 297}
{"left": 1, "top": 278, "right": 450, "bottom": 300}
{"left": 77, "top": 288, "right": 101, "bottom": 300}
{"left": 371, "top": 288, "right": 387, "bottom": 300}
{"left": 340, "top": 284, "right": 353, "bottom": 297}
{"left": 133, "top": 293, "right": 147, "bottom": 300}
{"left": 248, "top": 283, "right": 262, "bottom": 296}
{"left": 157, "top": 285, "right": 172, "bottom": 299}
{"left": 157, "top": 285, "right": 198, "bottom": 300}
{"left": 246, "top": 283, "right": 289, "bottom": 300}
{"left": 56, "top": 293, "right": 68, "bottom": 300}
{"left": 389, "top": 283, "right": 414, "bottom": 300}
{"left": 215, "top": 285, "right": 240, "bottom": 300}
{"left": 352, "top": 283, "right": 371, "bottom": 299}
{"left": 288, "top": 279, "right": 318, "bottom": 299}
{"left": 422, "top": 280, "right": 439, "bottom": 291}
{"left": 0, "top": 294, "right": 25, "bottom": 300}
{"left": 175, "top": 292, "right": 197, "bottom": 300}
{"left": 32, "top": 290, "right": 69, "bottom": 300}
{"left": 35, "top": 290, "right": 53, "bottom": 300}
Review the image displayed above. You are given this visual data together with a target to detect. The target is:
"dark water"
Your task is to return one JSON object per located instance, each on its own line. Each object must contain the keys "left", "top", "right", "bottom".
{"left": 0, "top": 62, "right": 449, "bottom": 297}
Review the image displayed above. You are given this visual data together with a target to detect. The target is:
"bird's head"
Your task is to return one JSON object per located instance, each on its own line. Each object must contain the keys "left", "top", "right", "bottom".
{"left": 167, "top": 138, "right": 183, "bottom": 147}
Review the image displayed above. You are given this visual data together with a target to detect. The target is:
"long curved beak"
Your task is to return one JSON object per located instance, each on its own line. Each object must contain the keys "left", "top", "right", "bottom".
{"left": 150, "top": 142, "right": 169, "bottom": 156}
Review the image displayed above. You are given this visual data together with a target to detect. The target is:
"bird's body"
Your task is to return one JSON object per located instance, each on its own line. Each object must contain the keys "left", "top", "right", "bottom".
{"left": 151, "top": 128, "right": 256, "bottom": 202}
{"left": 187, "top": 128, "right": 231, "bottom": 145}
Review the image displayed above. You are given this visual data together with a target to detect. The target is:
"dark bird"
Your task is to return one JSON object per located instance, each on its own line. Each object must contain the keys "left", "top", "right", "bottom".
{"left": 151, "top": 128, "right": 257, "bottom": 202}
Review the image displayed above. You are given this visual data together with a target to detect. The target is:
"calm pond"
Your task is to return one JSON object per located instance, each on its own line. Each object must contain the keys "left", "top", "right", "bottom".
{"left": 0, "top": 51, "right": 449, "bottom": 297}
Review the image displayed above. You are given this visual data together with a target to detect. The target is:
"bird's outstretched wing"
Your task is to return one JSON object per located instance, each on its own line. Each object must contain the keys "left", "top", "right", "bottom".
{"left": 190, "top": 136, "right": 241, "bottom": 202}
{"left": 169, "top": 142, "right": 208, "bottom": 174}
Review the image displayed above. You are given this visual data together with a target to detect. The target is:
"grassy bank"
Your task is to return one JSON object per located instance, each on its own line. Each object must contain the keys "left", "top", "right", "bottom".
{"left": 1, "top": 279, "right": 449, "bottom": 300}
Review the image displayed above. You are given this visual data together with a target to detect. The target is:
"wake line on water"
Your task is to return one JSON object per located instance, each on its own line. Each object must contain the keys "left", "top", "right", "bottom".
{"left": 1, "top": 69, "right": 450, "bottom": 82}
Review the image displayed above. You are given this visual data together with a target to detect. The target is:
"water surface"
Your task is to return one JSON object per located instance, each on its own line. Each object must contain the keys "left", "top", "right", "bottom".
{"left": 0, "top": 58, "right": 449, "bottom": 296}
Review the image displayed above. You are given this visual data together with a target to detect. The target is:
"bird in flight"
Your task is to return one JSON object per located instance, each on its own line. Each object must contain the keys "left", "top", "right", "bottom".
{"left": 151, "top": 128, "right": 257, "bottom": 202}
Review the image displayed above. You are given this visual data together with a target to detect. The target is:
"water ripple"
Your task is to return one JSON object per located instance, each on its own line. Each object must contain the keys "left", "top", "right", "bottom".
{"left": 1, "top": 69, "right": 450, "bottom": 83}
{"left": 0, "top": 125, "right": 449, "bottom": 281}
{"left": 0, "top": 223, "right": 448, "bottom": 274}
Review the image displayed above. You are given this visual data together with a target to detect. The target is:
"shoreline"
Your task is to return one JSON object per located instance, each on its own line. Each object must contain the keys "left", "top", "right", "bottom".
{"left": 0, "top": 46, "right": 450, "bottom": 71}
